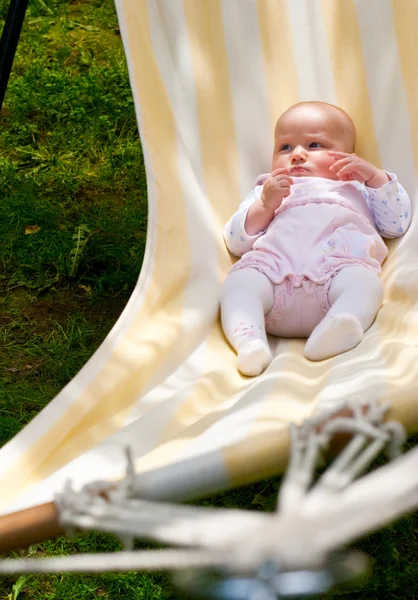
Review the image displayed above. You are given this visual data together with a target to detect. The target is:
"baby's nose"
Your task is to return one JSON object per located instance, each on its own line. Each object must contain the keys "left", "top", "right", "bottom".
{"left": 291, "top": 146, "right": 307, "bottom": 162}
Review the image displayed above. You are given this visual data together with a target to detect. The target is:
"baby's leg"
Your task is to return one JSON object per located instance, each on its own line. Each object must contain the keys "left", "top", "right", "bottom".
{"left": 304, "top": 266, "right": 383, "bottom": 361}
{"left": 221, "top": 268, "right": 274, "bottom": 376}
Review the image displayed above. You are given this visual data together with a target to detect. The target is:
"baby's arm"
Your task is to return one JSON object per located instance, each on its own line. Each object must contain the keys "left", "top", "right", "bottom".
{"left": 223, "top": 188, "right": 267, "bottom": 257}
{"left": 224, "top": 169, "right": 293, "bottom": 257}
{"left": 366, "top": 173, "right": 412, "bottom": 238}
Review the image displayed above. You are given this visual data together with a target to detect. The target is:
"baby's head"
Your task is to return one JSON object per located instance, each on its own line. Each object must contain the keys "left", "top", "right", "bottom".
{"left": 272, "top": 101, "right": 356, "bottom": 179}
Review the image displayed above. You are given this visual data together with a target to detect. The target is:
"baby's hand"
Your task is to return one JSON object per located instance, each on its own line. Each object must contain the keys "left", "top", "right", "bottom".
{"left": 328, "top": 152, "right": 389, "bottom": 188}
{"left": 260, "top": 168, "right": 294, "bottom": 212}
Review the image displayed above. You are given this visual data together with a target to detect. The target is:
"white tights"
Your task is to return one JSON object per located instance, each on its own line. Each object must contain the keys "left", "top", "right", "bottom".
{"left": 220, "top": 266, "right": 383, "bottom": 376}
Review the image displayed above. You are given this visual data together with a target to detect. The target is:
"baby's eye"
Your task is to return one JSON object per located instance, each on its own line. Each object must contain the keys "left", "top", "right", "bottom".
{"left": 280, "top": 144, "right": 291, "bottom": 151}
{"left": 309, "top": 142, "right": 321, "bottom": 148}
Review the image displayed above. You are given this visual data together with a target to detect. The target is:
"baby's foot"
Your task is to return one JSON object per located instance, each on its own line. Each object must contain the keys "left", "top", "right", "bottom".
{"left": 237, "top": 339, "right": 273, "bottom": 376}
{"left": 304, "top": 313, "right": 363, "bottom": 361}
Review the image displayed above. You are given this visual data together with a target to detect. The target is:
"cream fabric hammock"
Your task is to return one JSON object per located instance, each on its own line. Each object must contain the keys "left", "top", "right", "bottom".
{"left": 0, "top": 0, "right": 417, "bottom": 517}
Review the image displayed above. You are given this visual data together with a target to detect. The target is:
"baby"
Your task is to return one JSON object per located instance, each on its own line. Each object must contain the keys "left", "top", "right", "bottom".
{"left": 221, "top": 101, "right": 411, "bottom": 376}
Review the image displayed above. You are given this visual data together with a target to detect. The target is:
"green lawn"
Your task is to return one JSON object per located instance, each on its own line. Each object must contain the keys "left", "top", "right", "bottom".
{"left": 0, "top": 0, "right": 417, "bottom": 598}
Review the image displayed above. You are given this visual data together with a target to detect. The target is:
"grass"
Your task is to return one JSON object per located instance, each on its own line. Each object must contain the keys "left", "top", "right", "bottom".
{"left": 0, "top": 0, "right": 417, "bottom": 598}
{"left": 0, "top": 0, "right": 146, "bottom": 445}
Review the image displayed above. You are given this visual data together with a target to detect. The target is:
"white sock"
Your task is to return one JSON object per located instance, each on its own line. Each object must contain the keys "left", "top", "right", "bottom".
{"left": 304, "top": 266, "right": 383, "bottom": 361}
{"left": 220, "top": 269, "right": 274, "bottom": 376}
{"left": 304, "top": 313, "right": 363, "bottom": 361}
{"left": 237, "top": 338, "right": 273, "bottom": 376}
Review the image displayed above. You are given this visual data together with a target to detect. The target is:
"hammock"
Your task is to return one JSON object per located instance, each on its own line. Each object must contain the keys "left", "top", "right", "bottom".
{"left": 0, "top": 0, "right": 417, "bottom": 524}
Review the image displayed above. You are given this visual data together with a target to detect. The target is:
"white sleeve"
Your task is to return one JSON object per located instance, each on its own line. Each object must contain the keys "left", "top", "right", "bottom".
{"left": 223, "top": 187, "right": 266, "bottom": 257}
{"left": 365, "top": 172, "right": 412, "bottom": 239}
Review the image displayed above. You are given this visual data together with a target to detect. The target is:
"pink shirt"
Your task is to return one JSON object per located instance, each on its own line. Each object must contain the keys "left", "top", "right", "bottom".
{"left": 224, "top": 174, "right": 411, "bottom": 286}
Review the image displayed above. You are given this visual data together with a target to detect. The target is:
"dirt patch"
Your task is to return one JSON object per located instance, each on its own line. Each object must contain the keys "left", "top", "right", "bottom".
{"left": 1, "top": 285, "right": 129, "bottom": 331}
{"left": 1, "top": 286, "right": 130, "bottom": 387}
{"left": 22, "top": 288, "right": 128, "bottom": 327}
{"left": 75, "top": 188, "right": 127, "bottom": 208}
{"left": 23, "top": 290, "right": 84, "bottom": 327}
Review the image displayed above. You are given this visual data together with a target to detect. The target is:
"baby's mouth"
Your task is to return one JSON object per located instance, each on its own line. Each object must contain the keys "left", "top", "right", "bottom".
{"left": 290, "top": 166, "right": 309, "bottom": 174}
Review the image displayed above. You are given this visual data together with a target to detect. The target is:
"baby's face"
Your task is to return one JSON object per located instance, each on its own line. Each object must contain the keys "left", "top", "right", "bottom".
{"left": 272, "top": 104, "right": 353, "bottom": 179}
